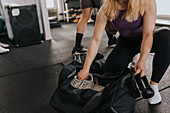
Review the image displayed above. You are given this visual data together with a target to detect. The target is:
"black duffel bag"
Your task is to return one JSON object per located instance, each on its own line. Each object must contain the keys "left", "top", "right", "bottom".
{"left": 94, "top": 70, "right": 140, "bottom": 113}
{"left": 73, "top": 52, "right": 105, "bottom": 74}
{"left": 51, "top": 61, "right": 105, "bottom": 113}
{"left": 50, "top": 61, "right": 140, "bottom": 113}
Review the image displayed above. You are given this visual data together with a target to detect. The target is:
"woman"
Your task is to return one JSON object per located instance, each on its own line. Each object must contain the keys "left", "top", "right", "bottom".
{"left": 72, "top": 0, "right": 117, "bottom": 55}
{"left": 78, "top": 0, "right": 170, "bottom": 105}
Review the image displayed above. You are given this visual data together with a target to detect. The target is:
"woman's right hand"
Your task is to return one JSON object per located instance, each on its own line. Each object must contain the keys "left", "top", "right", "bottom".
{"left": 78, "top": 69, "right": 89, "bottom": 80}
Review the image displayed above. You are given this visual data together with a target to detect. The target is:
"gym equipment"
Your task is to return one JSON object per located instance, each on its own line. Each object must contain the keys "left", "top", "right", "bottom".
{"left": 1, "top": 0, "right": 44, "bottom": 40}
{"left": 135, "top": 73, "right": 155, "bottom": 99}
{"left": 49, "top": 17, "right": 61, "bottom": 28}
{"left": 7, "top": 5, "right": 42, "bottom": 47}
{"left": 131, "top": 54, "right": 154, "bottom": 99}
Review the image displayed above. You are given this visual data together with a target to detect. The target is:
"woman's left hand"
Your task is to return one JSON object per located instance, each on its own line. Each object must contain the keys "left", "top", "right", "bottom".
{"left": 135, "top": 60, "right": 147, "bottom": 77}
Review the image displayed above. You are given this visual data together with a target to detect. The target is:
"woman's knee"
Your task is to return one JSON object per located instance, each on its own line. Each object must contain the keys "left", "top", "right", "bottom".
{"left": 81, "top": 13, "right": 91, "bottom": 22}
{"left": 153, "top": 29, "right": 170, "bottom": 56}
{"left": 155, "top": 29, "right": 170, "bottom": 45}
{"left": 81, "top": 8, "right": 92, "bottom": 22}
{"left": 156, "top": 29, "right": 170, "bottom": 39}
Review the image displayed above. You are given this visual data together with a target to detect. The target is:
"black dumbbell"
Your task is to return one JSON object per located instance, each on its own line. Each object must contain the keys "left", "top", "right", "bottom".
{"left": 135, "top": 73, "right": 155, "bottom": 99}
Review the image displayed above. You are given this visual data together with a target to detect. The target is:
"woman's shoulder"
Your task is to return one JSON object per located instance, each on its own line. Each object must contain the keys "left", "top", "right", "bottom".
{"left": 97, "top": 6, "right": 111, "bottom": 20}
{"left": 142, "top": 0, "right": 156, "bottom": 11}
{"left": 140, "top": 0, "right": 156, "bottom": 15}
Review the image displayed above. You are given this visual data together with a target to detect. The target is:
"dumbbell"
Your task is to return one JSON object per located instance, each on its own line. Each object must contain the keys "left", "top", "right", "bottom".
{"left": 135, "top": 73, "right": 155, "bottom": 99}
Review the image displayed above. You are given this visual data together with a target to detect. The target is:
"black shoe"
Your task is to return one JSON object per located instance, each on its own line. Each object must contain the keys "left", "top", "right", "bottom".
{"left": 108, "top": 36, "right": 117, "bottom": 47}
{"left": 72, "top": 45, "right": 88, "bottom": 55}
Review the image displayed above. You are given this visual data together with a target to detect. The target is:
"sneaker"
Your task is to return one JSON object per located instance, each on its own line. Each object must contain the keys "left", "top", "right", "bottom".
{"left": 0, "top": 46, "right": 9, "bottom": 54}
{"left": 79, "top": 74, "right": 94, "bottom": 89}
{"left": 148, "top": 84, "right": 162, "bottom": 105}
{"left": 72, "top": 45, "right": 88, "bottom": 55}
{"left": 70, "top": 76, "right": 83, "bottom": 89}
{"left": 0, "top": 42, "right": 9, "bottom": 48}
{"left": 88, "top": 18, "right": 94, "bottom": 23}
{"left": 73, "top": 18, "right": 79, "bottom": 23}
{"left": 108, "top": 36, "right": 117, "bottom": 47}
{"left": 70, "top": 74, "right": 94, "bottom": 89}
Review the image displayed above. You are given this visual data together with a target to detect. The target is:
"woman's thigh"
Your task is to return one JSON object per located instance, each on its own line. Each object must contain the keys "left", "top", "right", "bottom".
{"left": 151, "top": 29, "right": 170, "bottom": 53}
{"left": 103, "top": 38, "right": 140, "bottom": 73}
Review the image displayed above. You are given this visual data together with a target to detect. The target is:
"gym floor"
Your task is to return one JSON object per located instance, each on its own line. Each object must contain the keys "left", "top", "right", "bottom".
{"left": 0, "top": 23, "right": 169, "bottom": 113}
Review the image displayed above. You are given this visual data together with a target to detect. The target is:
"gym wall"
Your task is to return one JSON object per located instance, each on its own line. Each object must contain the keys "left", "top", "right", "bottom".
{"left": 46, "top": 0, "right": 65, "bottom": 21}
{"left": 156, "top": 0, "right": 170, "bottom": 21}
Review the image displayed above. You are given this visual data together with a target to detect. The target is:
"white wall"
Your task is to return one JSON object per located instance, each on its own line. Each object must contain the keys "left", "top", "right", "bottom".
{"left": 39, "top": 0, "right": 52, "bottom": 40}
{"left": 46, "top": 0, "right": 64, "bottom": 20}
{"left": 156, "top": 0, "right": 170, "bottom": 15}
{"left": 46, "top": 0, "right": 55, "bottom": 9}
{"left": 56, "top": 0, "right": 64, "bottom": 20}
{"left": 155, "top": 0, "right": 170, "bottom": 26}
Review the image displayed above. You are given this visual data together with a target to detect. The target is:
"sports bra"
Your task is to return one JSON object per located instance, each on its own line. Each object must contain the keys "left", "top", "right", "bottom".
{"left": 112, "top": 10, "right": 143, "bottom": 37}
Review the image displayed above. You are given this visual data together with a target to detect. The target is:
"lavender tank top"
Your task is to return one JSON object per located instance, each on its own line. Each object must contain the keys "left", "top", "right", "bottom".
{"left": 113, "top": 10, "right": 143, "bottom": 37}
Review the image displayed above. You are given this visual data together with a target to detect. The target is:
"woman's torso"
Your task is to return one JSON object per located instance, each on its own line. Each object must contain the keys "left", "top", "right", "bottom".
{"left": 112, "top": 10, "right": 143, "bottom": 37}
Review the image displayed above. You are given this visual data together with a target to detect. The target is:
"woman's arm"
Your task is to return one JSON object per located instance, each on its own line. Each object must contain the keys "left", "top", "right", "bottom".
{"left": 135, "top": 0, "right": 157, "bottom": 76}
{"left": 78, "top": 7, "right": 108, "bottom": 80}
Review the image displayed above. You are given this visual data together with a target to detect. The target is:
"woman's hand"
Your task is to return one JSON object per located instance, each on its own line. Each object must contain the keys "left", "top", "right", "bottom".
{"left": 135, "top": 60, "right": 147, "bottom": 77}
{"left": 78, "top": 69, "right": 90, "bottom": 80}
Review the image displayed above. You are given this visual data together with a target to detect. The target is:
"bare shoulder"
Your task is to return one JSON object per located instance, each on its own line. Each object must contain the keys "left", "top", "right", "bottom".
{"left": 143, "top": 0, "right": 156, "bottom": 12}
{"left": 97, "top": 6, "right": 110, "bottom": 21}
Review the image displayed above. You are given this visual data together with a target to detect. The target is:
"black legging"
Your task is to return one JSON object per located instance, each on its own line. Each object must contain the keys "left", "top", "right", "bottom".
{"left": 103, "top": 29, "right": 170, "bottom": 83}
